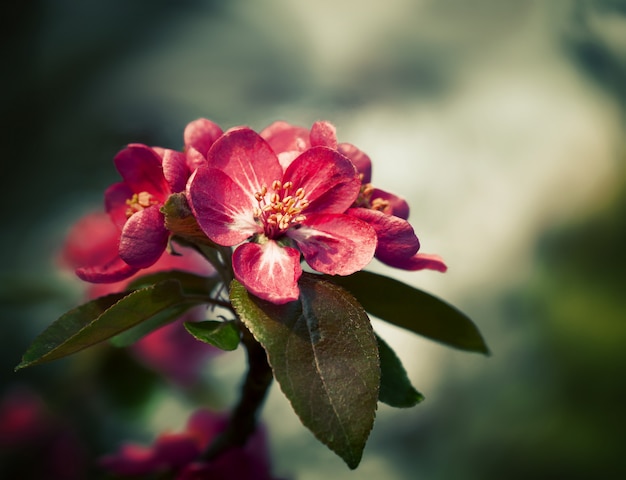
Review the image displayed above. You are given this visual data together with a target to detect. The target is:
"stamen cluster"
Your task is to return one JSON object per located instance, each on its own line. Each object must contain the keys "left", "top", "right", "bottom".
{"left": 355, "top": 182, "right": 391, "bottom": 214}
{"left": 125, "top": 191, "right": 158, "bottom": 218}
{"left": 253, "top": 180, "right": 310, "bottom": 238}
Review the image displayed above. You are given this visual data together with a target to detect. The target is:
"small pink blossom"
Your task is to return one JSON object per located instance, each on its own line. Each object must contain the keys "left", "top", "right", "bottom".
{"left": 188, "top": 127, "right": 377, "bottom": 303}
{"left": 60, "top": 211, "right": 218, "bottom": 385}
{"left": 76, "top": 119, "right": 222, "bottom": 284}
{"left": 261, "top": 120, "right": 447, "bottom": 273}
{"left": 100, "top": 409, "right": 281, "bottom": 480}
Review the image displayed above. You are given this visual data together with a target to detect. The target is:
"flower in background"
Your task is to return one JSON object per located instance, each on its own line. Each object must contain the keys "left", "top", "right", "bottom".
{"left": 59, "top": 211, "right": 218, "bottom": 386}
{"left": 76, "top": 118, "right": 222, "bottom": 284}
{"left": 261, "top": 120, "right": 447, "bottom": 273}
{"left": 187, "top": 127, "right": 377, "bottom": 303}
{"left": 0, "top": 387, "right": 87, "bottom": 480}
{"left": 100, "top": 409, "right": 283, "bottom": 480}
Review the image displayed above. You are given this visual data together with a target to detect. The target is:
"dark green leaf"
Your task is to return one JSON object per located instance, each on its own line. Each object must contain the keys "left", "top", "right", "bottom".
{"left": 329, "top": 271, "right": 489, "bottom": 355}
{"left": 127, "top": 270, "right": 218, "bottom": 297}
{"left": 110, "top": 303, "right": 196, "bottom": 347}
{"left": 230, "top": 274, "right": 380, "bottom": 469}
{"left": 16, "top": 280, "right": 202, "bottom": 370}
{"left": 377, "top": 334, "right": 424, "bottom": 408}
{"left": 184, "top": 320, "right": 240, "bottom": 351}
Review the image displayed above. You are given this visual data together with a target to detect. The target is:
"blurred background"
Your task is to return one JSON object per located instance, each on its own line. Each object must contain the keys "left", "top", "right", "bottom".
{"left": 2, "top": 0, "right": 625, "bottom": 478}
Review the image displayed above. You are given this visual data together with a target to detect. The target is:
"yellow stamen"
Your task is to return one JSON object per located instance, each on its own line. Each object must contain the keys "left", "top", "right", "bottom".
{"left": 125, "top": 191, "right": 158, "bottom": 217}
{"left": 253, "top": 180, "right": 310, "bottom": 238}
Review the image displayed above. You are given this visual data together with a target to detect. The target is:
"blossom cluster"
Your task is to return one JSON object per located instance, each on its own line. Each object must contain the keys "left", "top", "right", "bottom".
{"left": 16, "top": 116, "right": 488, "bottom": 477}
{"left": 73, "top": 118, "right": 446, "bottom": 304}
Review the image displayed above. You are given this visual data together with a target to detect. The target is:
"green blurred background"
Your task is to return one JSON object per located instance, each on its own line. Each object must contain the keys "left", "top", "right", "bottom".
{"left": 2, "top": 1, "right": 625, "bottom": 478}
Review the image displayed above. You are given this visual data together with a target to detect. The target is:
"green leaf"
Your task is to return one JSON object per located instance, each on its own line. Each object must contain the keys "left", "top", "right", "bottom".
{"left": 230, "top": 274, "right": 380, "bottom": 469}
{"left": 184, "top": 320, "right": 240, "bottom": 351}
{"left": 16, "top": 280, "right": 203, "bottom": 370}
{"left": 108, "top": 270, "right": 221, "bottom": 347}
{"left": 329, "top": 271, "right": 489, "bottom": 355}
{"left": 127, "top": 270, "right": 218, "bottom": 297}
{"left": 109, "top": 303, "right": 196, "bottom": 347}
{"left": 377, "top": 334, "right": 424, "bottom": 408}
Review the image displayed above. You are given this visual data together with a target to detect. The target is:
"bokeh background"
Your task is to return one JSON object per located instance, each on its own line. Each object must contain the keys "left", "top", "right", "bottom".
{"left": 2, "top": 1, "right": 625, "bottom": 478}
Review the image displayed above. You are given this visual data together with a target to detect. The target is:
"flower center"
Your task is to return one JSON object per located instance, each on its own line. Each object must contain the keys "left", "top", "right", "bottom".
{"left": 125, "top": 191, "right": 158, "bottom": 218}
{"left": 354, "top": 181, "right": 391, "bottom": 214}
{"left": 253, "top": 180, "right": 309, "bottom": 238}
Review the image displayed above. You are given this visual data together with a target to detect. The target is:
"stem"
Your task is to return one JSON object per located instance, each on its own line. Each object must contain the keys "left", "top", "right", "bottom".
{"left": 201, "top": 327, "right": 273, "bottom": 461}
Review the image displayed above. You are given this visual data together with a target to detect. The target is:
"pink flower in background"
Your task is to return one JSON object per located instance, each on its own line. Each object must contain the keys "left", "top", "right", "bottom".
{"left": 0, "top": 387, "right": 87, "bottom": 480}
{"left": 60, "top": 211, "right": 217, "bottom": 386}
{"left": 261, "top": 120, "right": 447, "bottom": 273}
{"left": 100, "top": 409, "right": 281, "bottom": 480}
{"left": 76, "top": 118, "right": 222, "bottom": 284}
{"left": 187, "top": 127, "right": 377, "bottom": 303}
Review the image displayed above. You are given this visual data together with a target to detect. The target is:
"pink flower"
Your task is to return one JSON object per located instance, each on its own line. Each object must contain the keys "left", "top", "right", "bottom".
{"left": 100, "top": 409, "right": 281, "bottom": 480}
{"left": 187, "top": 127, "right": 377, "bottom": 303}
{"left": 76, "top": 119, "right": 222, "bottom": 284}
{"left": 60, "top": 211, "right": 218, "bottom": 386}
{"left": 262, "top": 120, "right": 447, "bottom": 273}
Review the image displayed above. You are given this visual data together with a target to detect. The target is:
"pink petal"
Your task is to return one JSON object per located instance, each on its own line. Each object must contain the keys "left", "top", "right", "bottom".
{"left": 382, "top": 253, "right": 448, "bottom": 272}
{"left": 260, "top": 121, "right": 310, "bottom": 154}
{"left": 185, "top": 146, "right": 207, "bottom": 171}
{"left": 232, "top": 242, "right": 302, "bottom": 304}
{"left": 187, "top": 167, "right": 260, "bottom": 246}
{"left": 161, "top": 149, "right": 190, "bottom": 193}
{"left": 183, "top": 118, "right": 223, "bottom": 158}
{"left": 310, "top": 121, "right": 337, "bottom": 149}
{"left": 288, "top": 213, "right": 377, "bottom": 276}
{"left": 113, "top": 144, "right": 169, "bottom": 200}
{"left": 75, "top": 256, "right": 139, "bottom": 283}
{"left": 338, "top": 143, "right": 372, "bottom": 183}
{"left": 105, "top": 182, "right": 134, "bottom": 230}
{"left": 118, "top": 206, "right": 168, "bottom": 268}
{"left": 283, "top": 147, "right": 361, "bottom": 215}
{"left": 346, "top": 207, "right": 418, "bottom": 263}
{"left": 206, "top": 128, "right": 283, "bottom": 199}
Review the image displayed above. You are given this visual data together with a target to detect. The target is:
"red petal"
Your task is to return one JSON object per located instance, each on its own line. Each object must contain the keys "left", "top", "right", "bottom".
{"left": 187, "top": 167, "right": 260, "bottom": 246}
{"left": 118, "top": 206, "right": 168, "bottom": 268}
{"left": 382, "top": 253, "right": 448, "bottom": 272}
{"left": 288, "top": 213, "right": 377, "bottom": 276}
{"left": 161, "top": 149, "right": 189, "bottom": 193}
{"left": 206, "top": 128, "right": 283, "bottom": 199}
{"left": 185, "top": 147, "right": 207, "bottom": 171}
{"left": 346, "top": 208, "right": 418, "bottom": 263}
{"left": 232, "top": 242, "right": 302, "bottom": 304}
{"left": 75, "top": 256, "right": 139, "bottom": 283}
{"left": 310, "top": 121, "right": 337, "bottom": 149}
{"left": 105, "top": 182, "right": 134, "bottom": 230}
{"left": 283, "top": 147, "right": 361, "bottom": 215}
{"left": 114, "top": 144, "right": 169, "bottom": 200}
{"left": 338, "top": 143, "right": 372, "bottom": 183}
{"left": 183, "top": 118, "right": 223, "bottom": 158}
{"left": 260, "top": 121, "right": 310, "bottom": 154}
